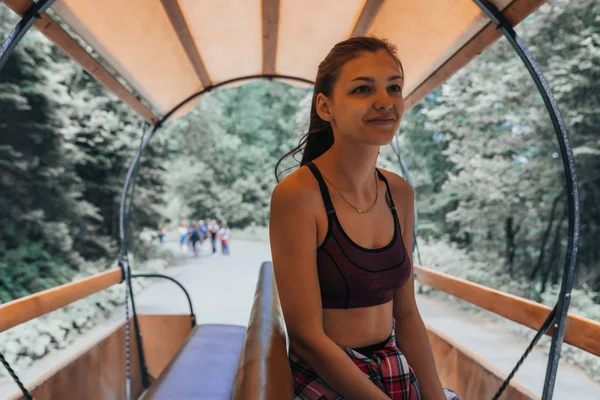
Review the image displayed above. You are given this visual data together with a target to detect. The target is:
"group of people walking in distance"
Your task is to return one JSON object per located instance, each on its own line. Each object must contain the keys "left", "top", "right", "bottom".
{"left": 181, "top": 218, "right": 230, "bottom": 256}
{"left": 156, "top": 218, "right": 230, "bottom": 257}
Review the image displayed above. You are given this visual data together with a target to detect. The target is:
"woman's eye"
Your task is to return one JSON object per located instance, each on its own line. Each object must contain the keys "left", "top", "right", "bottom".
{"left": 388, "top": 84, "right": 402, "bottom": 92}
{"left": 353, "top": 86, "right": 371, "bottom": 94}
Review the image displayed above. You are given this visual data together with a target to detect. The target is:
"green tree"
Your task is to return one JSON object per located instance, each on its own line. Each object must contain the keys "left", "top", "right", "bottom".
{"left": 0, "top": 20, "right": 91, "bottom": 298}
{"left": 0, "top": 3, "right": 168, "bottom": 300}
{"left": 410, "top": 0, "right": 600, "bottom": 293}
{"left": 167, "top": 81, "right": 309, "bottom": 227}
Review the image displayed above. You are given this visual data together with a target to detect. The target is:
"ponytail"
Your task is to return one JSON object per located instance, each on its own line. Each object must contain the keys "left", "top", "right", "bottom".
{"left": 275, "top": 95, "right": 334, "bottom": 182}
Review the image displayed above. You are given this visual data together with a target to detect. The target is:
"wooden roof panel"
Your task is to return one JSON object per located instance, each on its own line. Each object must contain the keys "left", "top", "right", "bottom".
{"left": 26, "top": 0, "right": 548, "bottom": 121}
{"left": 275, "top": 0, "right": 366, "bottom": 81}
{"left": 178, "top": 0, "right": 263, "bottom": 85}
{"left": 368, "top": 0, "right": 512, "bottom": 94}
{"left": 53, "top": 0, "right": 203, "bottom": 115}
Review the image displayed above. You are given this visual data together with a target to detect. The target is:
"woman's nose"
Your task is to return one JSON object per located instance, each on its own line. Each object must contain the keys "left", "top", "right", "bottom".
{"left": 372, "top": 89, "right": 394, "bottom": 110}
{"left": 373, "top": 95, "right": 394, "bottom": 111}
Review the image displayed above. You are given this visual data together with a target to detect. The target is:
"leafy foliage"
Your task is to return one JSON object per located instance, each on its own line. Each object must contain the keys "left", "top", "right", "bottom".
{"left": 164, "top": 82, "right": 310, "bottom": 227}
{"left": 1, "top": 0, "right": 599, "bottom": 309}
{"left": 386, "top": 0, "right": 600, "bottom": 296}
{"left": 0, "top": 4, "right": 167, "bottom": 300}
{"left": 1, "top": 0, "right": 599, "bottom": 381}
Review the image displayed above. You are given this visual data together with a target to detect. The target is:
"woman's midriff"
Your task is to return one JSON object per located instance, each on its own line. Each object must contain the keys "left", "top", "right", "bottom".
{"left": 322, "top": 301, "right": 393, "bottom": 348}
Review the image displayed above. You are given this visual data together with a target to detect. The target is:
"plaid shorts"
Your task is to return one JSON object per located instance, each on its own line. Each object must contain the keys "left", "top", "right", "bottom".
{"left": 289, "top": 324, "right": 461, "bottom": 400}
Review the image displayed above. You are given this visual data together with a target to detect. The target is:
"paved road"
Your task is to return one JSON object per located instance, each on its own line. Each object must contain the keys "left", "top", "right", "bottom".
{"left": 2, "top": 240, "right": 598, "bottom": 399}
{"left": 133, "top": 240, "right": 269, "bottom": 326}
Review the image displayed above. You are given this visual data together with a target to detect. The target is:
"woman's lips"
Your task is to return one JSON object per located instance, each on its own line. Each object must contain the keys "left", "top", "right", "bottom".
{"left": 367, "top": 118, "right": 395, "bottom": 126}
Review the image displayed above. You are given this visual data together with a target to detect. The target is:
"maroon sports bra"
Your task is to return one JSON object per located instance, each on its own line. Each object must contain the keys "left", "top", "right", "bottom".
{"left": 307, "top": 162, "right": 412, "bottom": 309}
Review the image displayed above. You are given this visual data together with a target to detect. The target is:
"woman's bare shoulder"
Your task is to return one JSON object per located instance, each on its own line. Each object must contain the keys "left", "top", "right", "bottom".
{"left": 271, "top": 166, "right": 322, "bottom": 213}
{"left": 377, "top": 168, "right": 414, "bottom": 205}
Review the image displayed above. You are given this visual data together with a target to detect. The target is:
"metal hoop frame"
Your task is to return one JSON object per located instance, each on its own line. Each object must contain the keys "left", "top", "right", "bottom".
{"left": 118, "top": 73, "right": 314, "bottom": 256}
{"left": 115, "top": 73, "right": 315, "bottom": 388}
{"left": 0, "top": 2, "right": 580, "bottom": 399}
{"left": 131, "top": 273, "right": 197, "bottom": 328}
{"left": 0, "top": 0, "right": 56, "bottom": 71}
{"left": 470, "top": 2, "right": 580, "bottom": 398}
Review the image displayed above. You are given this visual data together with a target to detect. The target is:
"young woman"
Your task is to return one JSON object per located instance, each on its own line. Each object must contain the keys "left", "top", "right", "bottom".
{"left": 270, "top": 37, "right": 460, "bottom": 400}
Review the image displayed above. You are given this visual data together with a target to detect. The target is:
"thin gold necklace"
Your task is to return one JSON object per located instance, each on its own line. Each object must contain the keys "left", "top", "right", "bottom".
{"left": 322, "top": 170, "right": 379, "bottom": 213}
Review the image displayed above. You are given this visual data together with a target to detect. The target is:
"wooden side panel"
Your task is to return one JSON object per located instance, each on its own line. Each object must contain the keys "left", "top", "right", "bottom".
{"left": 427, "top": 326, "right": 538, "bottom": 400}
{"left": 138, "top": 314, "right": 193, "bottom": 378}
{"left": 8, "top": 315, "right": 192, "bottom": 400}
{"left": 11, "top": 322, "right": 142, "bottom": 400}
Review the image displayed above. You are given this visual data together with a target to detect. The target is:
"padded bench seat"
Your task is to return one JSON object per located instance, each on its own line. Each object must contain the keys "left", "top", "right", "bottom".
{"left": 144, "top": 324, "right": 246, "bottom": 400}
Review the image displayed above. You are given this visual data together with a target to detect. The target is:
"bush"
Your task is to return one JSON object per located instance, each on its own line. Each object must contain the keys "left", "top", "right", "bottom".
{"left": 0, "top": 243, "right": 75, "bottom": 302}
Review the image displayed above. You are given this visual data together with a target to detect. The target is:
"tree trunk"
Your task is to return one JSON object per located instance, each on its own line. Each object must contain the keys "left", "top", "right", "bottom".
{"left": 541, "top": 205, "right": 567, "bottom": 294}
{"left": 67, "top": 69, "right": 81, "bottom": 96}
{"left": 593, "top": 274, "right": 600, "bottom": 294}
{"left": 530, "top": 196, "right": 561, "bottom": 281}
{"left": 505, "top": 216, "right": 517, "bottom": 275}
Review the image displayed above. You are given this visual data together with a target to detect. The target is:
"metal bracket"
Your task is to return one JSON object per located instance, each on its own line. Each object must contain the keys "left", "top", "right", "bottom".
{"left": 0, "top": 0, "right": 56, "bottom": 73}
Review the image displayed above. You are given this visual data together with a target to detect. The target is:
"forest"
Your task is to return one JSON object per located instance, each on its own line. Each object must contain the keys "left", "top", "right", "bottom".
{"left": 0, "top": 0, "right": 599, "bottom": 379}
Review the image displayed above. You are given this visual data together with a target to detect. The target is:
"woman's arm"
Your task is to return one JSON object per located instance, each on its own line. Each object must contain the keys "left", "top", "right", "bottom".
{"left": 270, "top": 175, "right": 390, "bottom": 400}
{"left": 391, "top": 178, "right": 446, "bottom": 400}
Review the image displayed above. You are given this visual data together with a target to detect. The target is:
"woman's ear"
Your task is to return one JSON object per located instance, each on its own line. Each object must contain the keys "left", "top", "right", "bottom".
{"left": 315, "top": 93, "right": 333, "bottom": 122}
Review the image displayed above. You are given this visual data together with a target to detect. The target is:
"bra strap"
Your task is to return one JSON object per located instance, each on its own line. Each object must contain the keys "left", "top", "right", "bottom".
{"left": 376, "top": 169, "right": 396, "bottom": 210}
{"left": 307, "top": 162, "right": 336, "bottom": 214}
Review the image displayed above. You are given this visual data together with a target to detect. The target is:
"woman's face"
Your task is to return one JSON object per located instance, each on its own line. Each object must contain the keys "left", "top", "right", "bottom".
{"left": 317, "top": 49, "right": 404, "bottom": 147}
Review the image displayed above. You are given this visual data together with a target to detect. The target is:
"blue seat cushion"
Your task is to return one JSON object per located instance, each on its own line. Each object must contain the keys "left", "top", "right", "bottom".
{"left": 145, "top": 323, "right": 246, "bottom": 400}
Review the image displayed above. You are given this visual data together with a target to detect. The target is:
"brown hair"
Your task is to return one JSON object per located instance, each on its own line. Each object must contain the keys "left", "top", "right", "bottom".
{"left": 275, "top": 36, "right": 403, "bottom": 181}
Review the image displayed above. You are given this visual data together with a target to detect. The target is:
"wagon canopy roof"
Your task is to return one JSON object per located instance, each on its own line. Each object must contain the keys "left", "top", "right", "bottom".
{"left": 7, "top": 0, "right": 547, "bottom": 123}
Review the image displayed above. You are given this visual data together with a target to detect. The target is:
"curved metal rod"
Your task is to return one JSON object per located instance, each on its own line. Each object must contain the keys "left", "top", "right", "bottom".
{"left": 120, "top": 126, "right": 149, "bottom": 257}
{"left": 0, "top": 0, "right": 56, "bottom": 73}
{"left": 131, "top": 273, "right": 196, "bottom": 328}
{"left": 471, "top": 2, "right": 580, "bottom": 399}
{"left": 117, "top": 73, "right": 315, "bottom": 391}
{"left": 492, "top": 306, "right": 557, "bottom": 400}
{"left": 118, "top": 73, "right": 314, "bottom": 256}
{"left": 389, "top": 137, "right": 423, "bottom": 265}
{"left": 0, "top": 2, "right": 57, "bottom": 398}
{"left": 390, "top": 137, "right": 419, "bottom": 234}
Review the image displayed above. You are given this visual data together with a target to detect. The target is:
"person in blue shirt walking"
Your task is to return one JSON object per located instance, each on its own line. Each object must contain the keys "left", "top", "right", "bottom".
{"left": 197, "top": 219, "right": 208, "bottom": 246}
